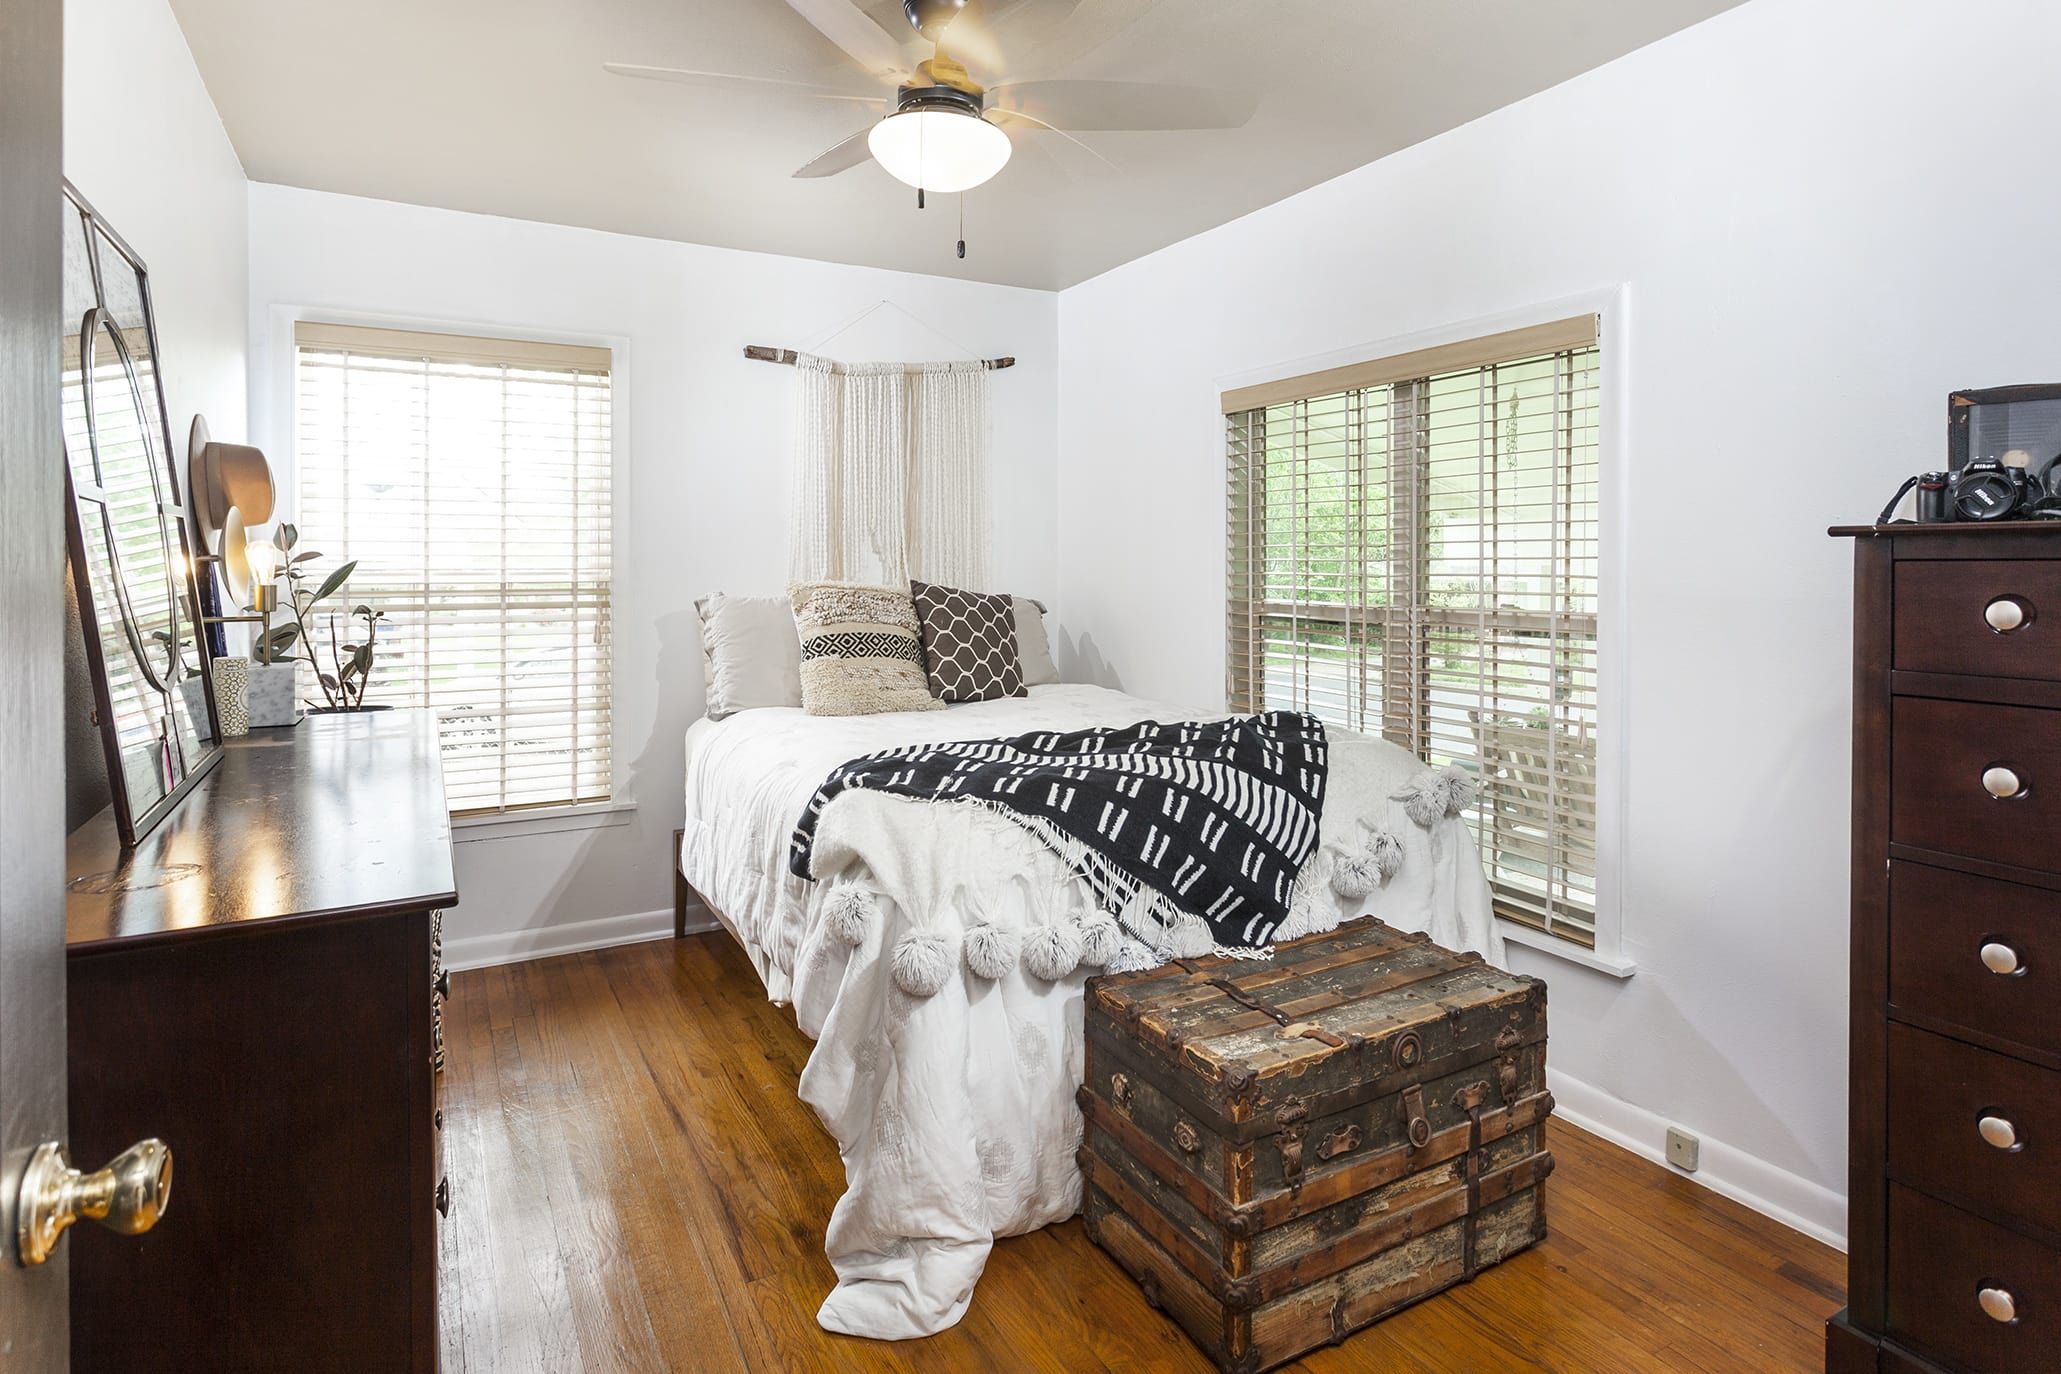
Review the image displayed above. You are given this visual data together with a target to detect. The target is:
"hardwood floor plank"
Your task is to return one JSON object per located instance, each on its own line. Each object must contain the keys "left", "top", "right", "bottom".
{"left": 438, "top": 936, "right": 1844, "bottom": 1372}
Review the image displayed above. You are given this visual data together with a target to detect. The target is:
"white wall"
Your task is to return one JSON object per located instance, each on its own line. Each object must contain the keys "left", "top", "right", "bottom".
{"left": 1055, "top": 0, "right": 2061, "bottom": 1245}
{"left": 64, "top": 0, "right": 248, "bottom": 469}
{"left": 247, "top": 184, "right": 1060, "bottom": 966}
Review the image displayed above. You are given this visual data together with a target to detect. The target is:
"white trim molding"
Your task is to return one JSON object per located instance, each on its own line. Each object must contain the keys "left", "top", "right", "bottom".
{"left": 442, "top": 907, "right": 712, "bottom": 972}
{"left": 1547, "top": 1066, "right": 1846, "bottom": 1252}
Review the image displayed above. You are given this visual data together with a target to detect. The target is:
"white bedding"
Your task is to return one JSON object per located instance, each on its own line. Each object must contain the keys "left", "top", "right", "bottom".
{"left": 679, "top": 683, "right": 1500, "bottom": 1339}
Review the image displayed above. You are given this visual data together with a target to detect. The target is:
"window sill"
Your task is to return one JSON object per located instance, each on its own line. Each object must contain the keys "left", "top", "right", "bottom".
{"left": 451, "top": 801, "right": 634, "bottom": 844}
{"left": 1496, "top": 919, "right": 1637, "bottom": 979}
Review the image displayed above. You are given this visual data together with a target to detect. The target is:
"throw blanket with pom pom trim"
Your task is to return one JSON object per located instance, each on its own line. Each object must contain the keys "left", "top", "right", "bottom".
{"left": 791, "top": 712, "right": 1329, "bottom": 949}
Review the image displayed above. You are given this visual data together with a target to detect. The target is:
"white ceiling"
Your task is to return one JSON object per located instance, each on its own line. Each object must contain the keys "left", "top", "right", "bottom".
{"left": 168, "top": 0, "right": 1742, "bottom": 291}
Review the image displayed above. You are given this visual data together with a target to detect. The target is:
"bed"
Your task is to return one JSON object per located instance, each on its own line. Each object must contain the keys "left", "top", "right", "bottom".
{"left": 678, "top": 682, "right": 1502, "bottom": 1340}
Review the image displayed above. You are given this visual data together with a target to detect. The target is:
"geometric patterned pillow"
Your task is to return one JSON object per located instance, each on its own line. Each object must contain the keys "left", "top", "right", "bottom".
{"left": 789, "top": 581, "right": 944, "bottom": 716}
{"left": 909, "top": 579, "right": 1026, "bottom": 703}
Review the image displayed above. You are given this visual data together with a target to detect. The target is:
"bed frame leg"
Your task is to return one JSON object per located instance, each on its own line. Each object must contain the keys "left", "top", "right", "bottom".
{"left": 673, "top": 828, "right": 688, "bottom": 939}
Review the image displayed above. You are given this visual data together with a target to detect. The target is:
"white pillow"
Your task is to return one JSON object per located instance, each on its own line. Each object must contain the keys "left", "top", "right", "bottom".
{"left": 696, "top": 593, "right": 802, "bottom": 718}
{"left": 1013, "top": 596, "right": 1059, "bottom": 687}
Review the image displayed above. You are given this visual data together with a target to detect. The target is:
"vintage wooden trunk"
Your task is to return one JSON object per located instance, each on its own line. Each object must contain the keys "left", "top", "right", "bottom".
{"left": 1079, "top": 917, "right": 1552, "bottom": 1374}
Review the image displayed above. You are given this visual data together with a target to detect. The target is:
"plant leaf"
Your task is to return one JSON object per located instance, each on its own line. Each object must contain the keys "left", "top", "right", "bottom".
{"left": 290, "top": 551, "right": 323, "bottom": 564}
{"left": 310, "top": 560, "right": 357, "bottom": 604}
{"left": 265, "top": 624, "right": 301, "bottom": 652}
{"left": 276, "top": 523, "right": 298, "bottom": 551}
{"left": 318, "top": 673, "right": 339, "bottom": 692}
{"left": 353, "top": 643, "right": 373, "bottom": 674}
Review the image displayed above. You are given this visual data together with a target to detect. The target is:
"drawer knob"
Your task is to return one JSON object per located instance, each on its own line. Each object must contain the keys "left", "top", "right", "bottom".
{"left": 1983, "top": 766, "right": 2026, "bottom": 799}
{"left": 1982, "top": 941, "right": 2024, "bottom": 975}
{"left": 1979, "top": 1115, "right": 2021, "bottom": 1150}
{"left": 1978, "top": 1285, "right": 2018, "bottom": 1324}
{"left": 1985, "top": 597, "right": 2030, "bottom": 632}
{"left": 435, "top": 1177, "right": 450, "bottom": 1218}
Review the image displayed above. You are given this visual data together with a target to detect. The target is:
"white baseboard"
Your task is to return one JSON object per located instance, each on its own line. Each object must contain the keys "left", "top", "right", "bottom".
{"left": 1548, "top": 1067, "right": 1847, "bottom": 1252}
{"left": 443, "top": 907, "right": 715, "bottom": 972}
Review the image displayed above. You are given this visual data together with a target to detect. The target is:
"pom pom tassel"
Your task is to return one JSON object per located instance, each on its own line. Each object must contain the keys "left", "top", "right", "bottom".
{"left": 823, "top": 887, "right": 877, "bottom": 947}
{"left": 963, "top": 923, "right": 1019, "bottom": 981}
{"left": 1329, "top": 850, "right": 1382, "bottom": 900}
{"left": 1369, "top": 828, "right": 1405, "bottom": 879}
{"left": 892, "top": 931, "right": 954, "bottom": 997}
{"left": 1395, "top": 763, "right": 1479, "bottom": 828}
{"left": 1077, "top": 912, "right": 1123, "bottom": 968}
{"left": 1022, "top": 923, "right": 1085, "bottom": 981}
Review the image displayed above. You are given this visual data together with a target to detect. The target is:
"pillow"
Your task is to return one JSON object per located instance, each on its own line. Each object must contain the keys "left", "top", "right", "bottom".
{"left": 695, "top": 593, "right": 802, "bottom": 719}
{"left": 910, "top": 580, "right": 1027, "bottom": 703}
{"left": 789, "top": 581, "right": 943, "bottom": 716}
{"left": 1013, "top": 596, "right": 1058, "bottom": 687}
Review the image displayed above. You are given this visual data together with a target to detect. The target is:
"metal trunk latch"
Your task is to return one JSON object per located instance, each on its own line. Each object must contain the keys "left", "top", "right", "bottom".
{"left": 1401, "top": 1084, "right": 1432, "bottom": 1150}
{"left": 1277, "top": 1094, "right": 1310, "bottom": 1183}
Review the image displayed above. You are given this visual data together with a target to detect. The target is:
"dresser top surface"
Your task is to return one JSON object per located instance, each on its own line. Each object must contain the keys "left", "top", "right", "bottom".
{"left": 66, "top": 710, "right": 458, "bottom": 953}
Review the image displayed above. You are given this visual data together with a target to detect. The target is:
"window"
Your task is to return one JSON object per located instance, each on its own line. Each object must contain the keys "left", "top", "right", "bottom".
{"left": 1225, "top": 316, "right": 1601, "bottom": 947}
{"left": 294, "top": 322, "right": 614, "bottom": 815}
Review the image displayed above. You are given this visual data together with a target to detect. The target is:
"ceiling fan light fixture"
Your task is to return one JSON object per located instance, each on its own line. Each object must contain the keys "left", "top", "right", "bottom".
{"left": 867, "top": 108, "right": 1010, "bottom": 193}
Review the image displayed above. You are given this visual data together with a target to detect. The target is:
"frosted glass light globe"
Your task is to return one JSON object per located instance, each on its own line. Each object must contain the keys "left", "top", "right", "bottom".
{"left": 868, "top": 110, "right": 1011, "bottom": 193}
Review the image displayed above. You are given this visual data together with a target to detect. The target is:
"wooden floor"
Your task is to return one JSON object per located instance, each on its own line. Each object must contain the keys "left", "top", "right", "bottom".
{"left": 437, "top": 934, "right": 1843, "bottom": 1373}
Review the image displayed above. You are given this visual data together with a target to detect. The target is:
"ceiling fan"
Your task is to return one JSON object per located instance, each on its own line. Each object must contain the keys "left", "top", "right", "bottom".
{"left": 605, "top": 0, "right": 1256, "bottom": 199}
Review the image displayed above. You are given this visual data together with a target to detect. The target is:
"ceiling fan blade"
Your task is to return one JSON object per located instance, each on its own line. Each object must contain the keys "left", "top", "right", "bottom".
{"left": 792, "top": 126, "right": 879, "bottom": 178}
{"left": 988, "top": 108, "right": 1116, "bottom": 172}
{"left": 987, "top": 79, "right": 1256, "bottom": 131}
{"left": 602, "top": 62, "right": 887, "bottom": 103}
{"left": 782, "top": 0, "right": 915, "bottom": 82}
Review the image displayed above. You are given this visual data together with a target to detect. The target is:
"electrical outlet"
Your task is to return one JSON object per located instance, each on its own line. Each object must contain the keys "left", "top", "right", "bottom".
{"left": 1666, "top": 1126, "right": 1700, "bottom": 1172}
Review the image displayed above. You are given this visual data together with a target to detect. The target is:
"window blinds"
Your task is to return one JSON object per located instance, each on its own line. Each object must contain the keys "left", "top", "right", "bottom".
{"left": 1226, "top": 318, "right": 1601, "bottom": 947}
{"left": 294, "top": 322, "right": 614, "bottom": 815}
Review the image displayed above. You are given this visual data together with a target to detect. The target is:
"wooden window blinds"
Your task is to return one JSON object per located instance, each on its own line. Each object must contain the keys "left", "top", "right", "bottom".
{"left": 1224, "top": 316, "right": 1602, "bottom": 946}
{"left": 294, "top": 321, "right": 614, "bottom": 815}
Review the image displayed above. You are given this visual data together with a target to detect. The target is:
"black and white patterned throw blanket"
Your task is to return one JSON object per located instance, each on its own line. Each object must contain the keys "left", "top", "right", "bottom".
{"left": 789, "top": 712, "right": 1329, "bottom": 949}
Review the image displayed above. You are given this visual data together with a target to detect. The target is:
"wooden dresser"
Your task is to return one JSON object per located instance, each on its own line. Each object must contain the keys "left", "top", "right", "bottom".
{"left": 1829, "top": 523, "right": 2061, "bottom": 1374}
{"left": 64, "top": 711, "right": 456, "bottom": 1372}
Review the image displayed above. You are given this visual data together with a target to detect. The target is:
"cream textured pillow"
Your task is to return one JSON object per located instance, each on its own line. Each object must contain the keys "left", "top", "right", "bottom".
{"left": 696, "top": 593, "right": 802, "bottom": 719}
{"left": 1013, "top": 596, "right": 1058, "bottom": 687}
{"left": 789, "top": 581, "right": 943, "bottom": 716}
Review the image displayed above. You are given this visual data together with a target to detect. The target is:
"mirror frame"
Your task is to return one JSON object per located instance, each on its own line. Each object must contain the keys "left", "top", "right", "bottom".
{"left": 61, "top": 180, "right": 222, "bottom": 848}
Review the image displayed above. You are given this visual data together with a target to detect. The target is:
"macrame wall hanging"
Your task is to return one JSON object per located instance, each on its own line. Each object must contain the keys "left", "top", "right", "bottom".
{"left": 745, "top": 299, "right": 1009, "bottom": 591}
{"left": 786, "top": 354, "right": 991, "bottom": 589}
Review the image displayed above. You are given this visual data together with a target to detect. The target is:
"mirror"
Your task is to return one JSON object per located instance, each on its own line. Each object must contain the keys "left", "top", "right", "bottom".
{"left": 60, "top": 182, "right": 221, "bottom": 847}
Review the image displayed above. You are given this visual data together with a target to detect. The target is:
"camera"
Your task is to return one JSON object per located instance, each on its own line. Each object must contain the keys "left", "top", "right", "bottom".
{"left": 1949, "top": 453, "right": 2036, "bottom": 521}
{"left": 1878, "top": 385, "right": 2061, "bottom": 524}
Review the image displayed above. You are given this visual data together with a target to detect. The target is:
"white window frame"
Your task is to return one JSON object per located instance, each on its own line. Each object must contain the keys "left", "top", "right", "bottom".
{"left": 1217, "top": 289, "right": 1634, "bottom": 977}
{"left": 268, "top": 305, "right": 633, "bottom": 833}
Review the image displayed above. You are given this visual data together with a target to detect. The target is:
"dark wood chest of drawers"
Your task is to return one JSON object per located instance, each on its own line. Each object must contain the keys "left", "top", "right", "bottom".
{"left": 64, "top": 712, "right": 456, "bottom": 1372}
{"left": 1829, "top": 524, "right": 2061, "bottom": 1374}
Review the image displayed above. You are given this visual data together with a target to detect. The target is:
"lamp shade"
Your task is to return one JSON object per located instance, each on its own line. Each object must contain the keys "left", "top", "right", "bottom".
{"left": 867, "top": 110, "right": 1011, "bottom": 193}
{"left": 187, "top": 414, "right": 275, "bottom": 535}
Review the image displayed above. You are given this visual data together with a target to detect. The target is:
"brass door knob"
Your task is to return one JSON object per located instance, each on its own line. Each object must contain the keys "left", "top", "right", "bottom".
{"left": 16, "top": 1137, "right": 172, "bottom": 1266}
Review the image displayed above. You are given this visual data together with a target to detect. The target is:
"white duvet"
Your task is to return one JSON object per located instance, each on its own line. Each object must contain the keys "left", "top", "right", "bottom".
{"left": 679, "top": 684, "right": 1500, "bottom": 1340}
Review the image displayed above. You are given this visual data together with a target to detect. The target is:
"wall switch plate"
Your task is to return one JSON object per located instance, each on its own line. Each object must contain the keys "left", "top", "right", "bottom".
{"left": 1666, "top": 1127, "right": 1700, "bottom": 1172}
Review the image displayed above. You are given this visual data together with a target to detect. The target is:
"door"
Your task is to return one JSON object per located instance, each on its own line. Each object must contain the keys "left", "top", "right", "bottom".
{"left": 1, "top": 0, "right": 69, "bottom": 1364}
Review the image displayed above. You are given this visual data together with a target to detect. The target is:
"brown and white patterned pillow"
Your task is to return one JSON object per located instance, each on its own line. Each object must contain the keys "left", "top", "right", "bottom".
{"left": 910, "top": 580, "right": 1026, "bottom": 703}
{"left": 789, "top": 581, "right": 943, "bottom": 716}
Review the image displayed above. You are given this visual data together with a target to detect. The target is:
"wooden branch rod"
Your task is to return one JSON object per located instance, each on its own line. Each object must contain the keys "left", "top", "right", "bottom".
{"left": 743, "top": 345, "right": 1015, "bottom": 370}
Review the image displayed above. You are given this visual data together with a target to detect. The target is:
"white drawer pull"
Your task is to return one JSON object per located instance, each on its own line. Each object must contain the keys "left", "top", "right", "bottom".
{"left": 1979, "top": 1285, "right": 2018, "bottom": 1324}
{"left": 1983, "top": 766, "right": 2025, "bottom": 799}
{"left": 1979, "top": 1115, "right": 2021, "bottom": 1150}
{"left": 1982, "top": 941, "right": 2023, "bottom": 975}
{"left": 1985, "top": 597, "right": 2029, "bottom": 632}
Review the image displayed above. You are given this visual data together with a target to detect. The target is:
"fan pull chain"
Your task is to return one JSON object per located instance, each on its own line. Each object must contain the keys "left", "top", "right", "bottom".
{"left": 918, "top": 187, "right": 926, "bottom": 209}
{"left": 957, "top": 194, "right": 966, "bottom": 259}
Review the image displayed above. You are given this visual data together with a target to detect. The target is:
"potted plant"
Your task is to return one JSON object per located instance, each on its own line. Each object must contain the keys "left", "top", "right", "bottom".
{"left": 259, "top": 524, "right": 391, "bottom": 714}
